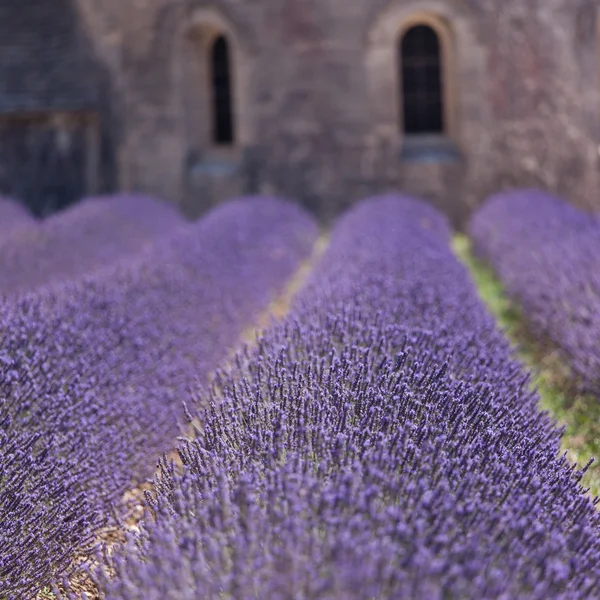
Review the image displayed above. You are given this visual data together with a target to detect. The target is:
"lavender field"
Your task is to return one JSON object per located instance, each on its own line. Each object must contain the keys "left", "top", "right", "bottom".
{"left": 470, "top": 189, "right": 600, "bottom": 394}
{"left": 0, "top": 194, "right": 188, "bottom": 299}
{"left": 1, "top": 192, "right": 600, "bottom": 599}
{"left": 0, "top": 195, "right": 317, "bottom": 598}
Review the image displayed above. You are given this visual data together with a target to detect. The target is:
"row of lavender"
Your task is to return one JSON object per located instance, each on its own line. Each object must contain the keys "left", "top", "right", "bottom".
{"left": 0, "top": 197, "right": 36, "bottom": 238}
{"left": 470, "top": 189, "right": 600, "bottom": 394}
{"left": 0, "top": 194, "right": 148, "bottom": 234}
{"left": 0, "top": 197, "right": 318, "bottom": 598}
{"left": 0, "top": 194, "right": 188, "bottom": 299}
{"left": 95, "top": 195, "right": 600, "bottom": 599}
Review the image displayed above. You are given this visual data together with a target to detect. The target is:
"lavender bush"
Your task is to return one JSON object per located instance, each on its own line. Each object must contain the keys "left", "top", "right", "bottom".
{"left": 0, "top": 196, "right": 36, "bottom": 238}
{"left": 96, "top": 194, "right": 600, "bottom": 600}
{"left": 0, "top": 196, "right": 318, "bottom": 598}
{"left": 0, "top": 193, "right": 185, "bottom": 299}
{"left": 470, "top": 188, "right": 600, "bottom": 393}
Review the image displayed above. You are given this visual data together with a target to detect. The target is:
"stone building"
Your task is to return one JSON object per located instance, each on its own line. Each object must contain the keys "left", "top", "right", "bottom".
{"left": 1, "top": 0, "right": 599, "bottom": 225}
{"left": 0, "top": 0, "right": 117, "bottom": 216}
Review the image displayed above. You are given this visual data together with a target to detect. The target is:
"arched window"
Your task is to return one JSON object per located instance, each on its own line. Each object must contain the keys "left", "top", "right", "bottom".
{"left": 400, "top": 25, "right": 444, "bottom": 135}
{"left": 210, "top": 35, "right": 235, "bottom": 145}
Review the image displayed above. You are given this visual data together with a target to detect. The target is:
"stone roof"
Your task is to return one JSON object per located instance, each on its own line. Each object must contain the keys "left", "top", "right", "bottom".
{"left": 0, "top": 0, "right": 100, "bottom": 114}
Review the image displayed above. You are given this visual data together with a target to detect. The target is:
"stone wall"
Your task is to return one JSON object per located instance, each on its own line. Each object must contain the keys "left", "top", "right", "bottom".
{"left": 476, "top": 0, "right": 600, "bottom": 215}
{"left": 73, "top": 0, "right": 600, "bottom": 226}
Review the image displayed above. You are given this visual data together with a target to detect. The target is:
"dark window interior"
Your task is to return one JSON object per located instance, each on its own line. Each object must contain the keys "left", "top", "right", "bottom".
{"left": 400, "top": 25, "right": 444, "bottom": 135}
{"left": 210, "top": 35, "right": 235, "bottom": 145}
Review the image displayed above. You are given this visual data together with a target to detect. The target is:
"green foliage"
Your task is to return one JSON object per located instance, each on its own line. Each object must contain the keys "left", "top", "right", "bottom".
{"left": 452, "top": 233, "right": 600, "bottom": 499}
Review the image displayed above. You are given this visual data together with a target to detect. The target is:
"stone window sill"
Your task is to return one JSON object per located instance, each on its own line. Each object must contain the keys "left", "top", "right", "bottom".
{"left": 189, "top": 158, "right": 239, "bottom": 176}
{"left": 186, "top": 155, "right": 241, "bottom": 187}
{"left": 400, "top": 135, "right": 461, "bottom": 164}
{"left": 185, "top": 146, "right": 241, "bottom": 178}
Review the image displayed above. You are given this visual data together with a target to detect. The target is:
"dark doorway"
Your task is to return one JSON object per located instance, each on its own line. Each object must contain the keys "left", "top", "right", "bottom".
{"left": 400, "top": 25, "right": 444, "bottom": 135}
{"left": 0, "top": 114, "right": 90, "bottom": 217}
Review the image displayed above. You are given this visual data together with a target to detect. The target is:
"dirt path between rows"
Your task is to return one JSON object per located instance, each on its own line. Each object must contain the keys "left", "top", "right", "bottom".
{"left": 42, "top": 234, "right": 328, "bottom": 600}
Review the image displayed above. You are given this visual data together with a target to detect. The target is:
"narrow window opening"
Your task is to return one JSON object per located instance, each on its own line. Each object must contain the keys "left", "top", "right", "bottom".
{"left": 400, "top": 25, "right": 444, "bottom": 135}
{"left": 210, "top": 35, "right": 235, "bottom": 145}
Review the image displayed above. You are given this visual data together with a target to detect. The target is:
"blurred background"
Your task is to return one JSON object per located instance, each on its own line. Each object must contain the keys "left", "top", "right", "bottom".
{"left": 0, "top": 0, "right": 598, "bottom": 225}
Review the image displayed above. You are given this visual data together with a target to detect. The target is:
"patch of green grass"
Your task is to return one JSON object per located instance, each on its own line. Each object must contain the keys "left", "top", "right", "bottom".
{"left": 452, "top": 233, "right": 600, "bottom": 499}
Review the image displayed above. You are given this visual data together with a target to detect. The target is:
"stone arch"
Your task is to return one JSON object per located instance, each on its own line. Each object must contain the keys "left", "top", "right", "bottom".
{"left": 182, "top": 2, "right": 260, "bottom": 57}
{"left": 365, "top": 0, "right": 482, "bottom": 149}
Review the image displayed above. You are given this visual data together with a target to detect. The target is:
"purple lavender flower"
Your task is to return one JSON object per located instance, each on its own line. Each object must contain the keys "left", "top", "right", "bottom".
{"left": 0, "top": 196, "right": 318, "bottom": 598}
{"left": 0, "top": 196, "right": 36, "bottom": 238}
{"left": 96, "top": 194, "right": 600, "bottom": 599}
{"left": 0, "top": 193, "right": 185, "bottom": 299}
{"left": 470, "top": 188, "right": 600, "bottom": 394}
